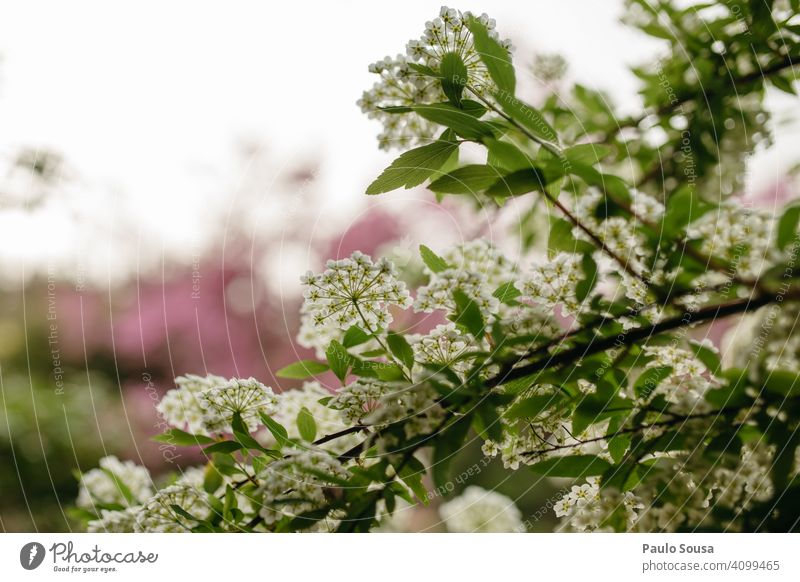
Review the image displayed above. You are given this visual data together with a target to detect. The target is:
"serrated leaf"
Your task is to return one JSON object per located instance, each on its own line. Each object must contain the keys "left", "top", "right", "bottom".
{"left": 428, "top": 164, "right": 505, "bottom": 194}
{"left": 451, "top": 289, "right": 485, "bottom": 338}
{"left": 484, "top": 138, "right": 536, "bottom": 171}
{"left": 440, "top": 52, "right": 468, "bottom": 107}
{"left": 419, "top": 244, "right": 450, "bottom": 273}
{"left": 486, "top": 168, "right": 547, "bottom": 197}
{"left": 493, "top": 91, "right": 557, "bottom": 144}
{"left": 203, "top": 441, "right": 245, "bottom": 455}
{"left": 466, "top": 16, "right": 515, "bottom": 93}
{"left": 326, "top": 340, "right": 352, "bottom": 383}
{"left": 366, "top": 134, "right": 459, "bottom": 195}
{"left": 386, "top": 331, "right": 415, "bottom": 372}
{"left": 342, "top": 325, "right": 371, "bottom": 348}
{"left": 493, "top": 281, "right": 521, "bottom": 304}
{"left": 296, "top": 406, "right": 317, "bottom": 442}
{"left": 412, "top": 103, "right": 496, "bottom": 140}
{"left": 276, "top": 360, "right": 329, "bottom": 379}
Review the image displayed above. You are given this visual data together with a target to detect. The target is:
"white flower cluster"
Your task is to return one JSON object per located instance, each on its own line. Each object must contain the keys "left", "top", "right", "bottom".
{"left": 359, "top": 7, "right": 511, "bottom": 149}
{"left": 640, "top": 344, "right": 718, "bottom": 412}
{"left": 156, "top": 374, "right": 227, "bottom": 435}
{"left": 415, "top": 269, "right": 500, "bottom": 323}
{"left": 438, "top": 239, "right": 517, "bottom": 289}
{"left": 86, "top": 507, "right": 140, "bottom": 533}
{"left": 301, "top": 251, "right": 412, "bottom": 332}
{"left": 296, "top": 304, "right": 342, "bottom": 359}
{"left": 686, "top": 203, "right": 775, "bottom": 279}
{"left": 76, "top": 455, "right": 153, "bottom": 509}
{"left": 157, "top": 375, "right": 277, "bottom": 435}
{"left": 134, "top": 484, "right": 211, "bottom": 533}
{"left": 358, "top": 55, "right": 443, "bottom": 150}
{"left": 198, "top": 377, "right": 278, "bottom": 433}
{"left": 439, "top": 486, "right": 523, "bottom": 532}
{"left": 515, "top": 252, "right": 586, "bottom": 315}
{"left": 258, "top": 449, "right": 348, "bottom": 529}
{"left": 328, "top": 379, "right": 391, "bottom": 425}
{"left": 554, "top": 477, "right": 643, "bottom": 532}
{"left": 410, "top": 323, "right": 472, "bottom": 374}
{"left": 406, "top": 7, "right": 512, "bottom": 91}
{"left": 365, "top": 384, "right": 446, "bottom": 439}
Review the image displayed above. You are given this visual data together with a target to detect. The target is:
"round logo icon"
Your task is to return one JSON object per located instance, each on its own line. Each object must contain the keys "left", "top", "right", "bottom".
{"left": 20, "top": 542, "right": 46, "bottom": 570}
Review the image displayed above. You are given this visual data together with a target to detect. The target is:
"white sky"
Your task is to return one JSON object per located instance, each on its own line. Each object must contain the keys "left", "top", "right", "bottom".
{"left": 0, "top": 0, "right": 797, "bottom": 281}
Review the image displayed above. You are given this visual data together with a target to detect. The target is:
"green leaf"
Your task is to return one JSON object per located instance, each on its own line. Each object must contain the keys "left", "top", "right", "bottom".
{"left": 203, "top": 441, "right": 245, "bottom": 455}
{"left": 412, "top": 103, "right": 496, "bottom": 140}
{"left": 548, "top": 217, "right": 593, "bottom": 254}
{"left": 528, "top": 454, "right": 612, "bottom": 478}
{"left": 366, "top": 134, "right": 459, "bottom": 195}
{"left": 608, "top": 434, "right": 632, "bottom": 464}
{"left": 493, "top": 91, "right": 557, "bottom": 144}
{"left": 493, "top": 281, "right": 521, "bottom": 304}
{"left": 486, "top": 168, "right": 547, "bottom": 197}
{"left": 466, "top": 16, "right": 515, "bottom": 93}
{"left": 152, "top": 428, "right": 216, "bottom": 446}
{"left": 231, "top": 412, "right": 267, "bottom": 451}
{"left": 259, "top": 413, "right": 291, "bottom": 448}
{"left": 342, "top": 325, "right": 371, "bottom": 348}
{"left": 484, "top": 138, "right": 536, "bottom": 171}
{"left": 633, "top": 366, "right": 673, "bottom": 399}
{"left": 431, "top": 415, "right": 472, "bottom": 489}
{"left": 276, "top": 360, "right": 329, "bottom": 379}
{"left": 506, "top": 393, "right": 564, "bottom": 420}
{"left": 396, "top": 456, "right": 429, "bottom": 504}
{"left": 440, "top": 52, "right": 468, "bottom": 107}
{"left": 451, "top": 289, "right": 485, "bottom": 338}
{"left": 428, "top": 164, "right": 505, "bottom": 194}
{"left": 690, "top": 340, "right": 721, "bottom": 375}
{"left": 203, "top": 463, "right": 224, "bottom": 494}
{"left": 777, "top": 202, "right": 800, "bottom": 250}
{"left": 663, "top": 186, "right": 716, "bottom": 239}
{"left": 564, "top": 143, "right": 611, "bottom": 165}
{"left": 764, "top": 370, "right": 800, "bottom": 397}
{"left": 326, "top": 340, "right": 352, "bottom": 383}
{"left": 419, "top": 244, "right": 450, "bottom": 273}
{"left": 574, "top": 253, "right": 598, "bottom": 302}
{"left": 386, "top": 332, "right": 415, "bottom": 372}
{"left": 296, "top": 407, "right": 317, "bottom": 442}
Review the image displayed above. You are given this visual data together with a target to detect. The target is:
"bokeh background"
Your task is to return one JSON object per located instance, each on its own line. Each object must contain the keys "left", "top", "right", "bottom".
{"left": 0, "top": 0, "right": 798, "bottom": 531}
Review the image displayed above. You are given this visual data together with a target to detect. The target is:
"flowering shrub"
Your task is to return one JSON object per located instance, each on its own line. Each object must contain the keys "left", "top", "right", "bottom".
{"left": 76, "top": 2, "right": 800, "bottom": 532}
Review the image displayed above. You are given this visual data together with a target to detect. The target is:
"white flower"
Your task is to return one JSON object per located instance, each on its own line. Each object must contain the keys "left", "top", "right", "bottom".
{"left": 76, "top": 456, "right": 153, "bottom": 509}
{"left": 359, "top": 7, "right": 512, "bottom": 149}
{"left": 516, "top": 252, "right": 585, "bottom": 315}
{"left": 135, "top": 484, "right": 210, "bottom": 533}
{"left": 358, "top": 54, "right": 444, "bottom": 150}
{"left": 157, "top": 374, "right": 227, "bottom": 435}
{"left": 86, "top": 507, "right": 140, "bottom": 533}
{"left": 198, "top": 377, "right": 278, "bottom": 433}
{"left": 365, "top": 384, "right": 446, "bottom": 439}
{"left": 440, "top": 486, "right": 523, "bottom": 532}
{"left": 258, "top": 449, "right": 348, "bottom": 528}
{"left": 414, "top": 268, "right": 500, "bottom": 323}
{"left": 411, "top": 323, "right": 471, "bottom": 373}
{"left": 301, "top": 251, "right": 412, "bottom": 332}
{"left": 328, "top": 379, "right": 390, "bottom": 425}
